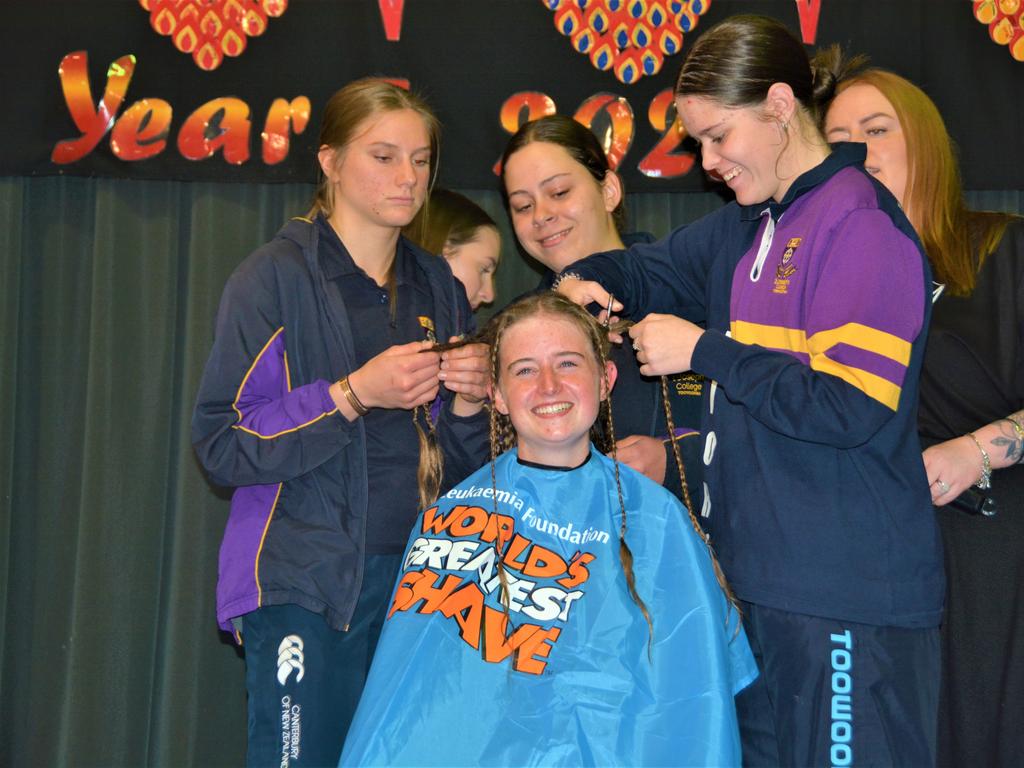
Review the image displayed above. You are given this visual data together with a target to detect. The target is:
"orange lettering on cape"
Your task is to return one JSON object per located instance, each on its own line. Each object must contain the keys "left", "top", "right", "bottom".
{"left": 422, "top": 504, "right": 514, "bottom": 548}
{"left": 481, "top": 606, "right": 561, "bottom": 674}
{"left": 387, "top": 568, "right": 462, "bottom": 617}
{"left": 557, "top": 552, "right": 595, "bottom": 588}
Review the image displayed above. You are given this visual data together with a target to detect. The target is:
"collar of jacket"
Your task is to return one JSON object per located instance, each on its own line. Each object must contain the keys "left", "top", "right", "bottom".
{"left": 738, "top": 141, "right": 868, "bottom": 222}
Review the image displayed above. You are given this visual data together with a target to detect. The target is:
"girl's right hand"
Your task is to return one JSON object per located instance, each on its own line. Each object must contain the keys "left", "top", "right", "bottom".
{"left": 554, "top": 277, "right": 626, "bottom": 341}
{"left": 555, "top": 277, "right": 621, "bottom": 315}
{"left": 348, "top": 340, "right": 441, "bottom": 411}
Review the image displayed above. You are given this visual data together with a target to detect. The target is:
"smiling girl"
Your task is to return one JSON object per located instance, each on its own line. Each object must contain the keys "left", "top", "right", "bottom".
{"left": 557, "top": 15, "right": 944, "bottom": 767}
{"left": 341, "top": 293, "right": 756, "bottom": 767}
{"left": 192, "top": 79, "right": 490, "bottom": 766}
{"left": 501, "top": 115, "right": 705, "bottom": 509}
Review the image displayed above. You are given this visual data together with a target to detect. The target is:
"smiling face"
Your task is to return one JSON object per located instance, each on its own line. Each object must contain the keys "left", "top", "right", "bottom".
{"left": 493, "top": 313, "right": 616, "bottom": 467}
{"left": 503, "top": 141, "right": 623, "bottom": 273}
{"left": 321, "top": 108, "right": 432, "bottom": 232}
{"left": 444, "top": 225, "right": 500, "bottom": 309}
{"left": 676, "top": 94, "right": 791, "bottom": 205}
{"left": 825, "top": 83, "right": 909, "bottom": 210}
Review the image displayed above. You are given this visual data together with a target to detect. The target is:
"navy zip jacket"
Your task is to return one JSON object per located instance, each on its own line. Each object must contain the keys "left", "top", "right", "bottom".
{"left": 192, "top": 217, "right": 489, "bottom": 637}
{"left": 565, "top": 144, "right": 944, "bottom": 628}
{"left": 532, "top": 232, "right": 705, "bottom": 508}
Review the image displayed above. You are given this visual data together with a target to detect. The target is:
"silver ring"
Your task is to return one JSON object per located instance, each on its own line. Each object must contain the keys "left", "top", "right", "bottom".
{"left": 936, "top": 479, "right": 950, "bottom": 495}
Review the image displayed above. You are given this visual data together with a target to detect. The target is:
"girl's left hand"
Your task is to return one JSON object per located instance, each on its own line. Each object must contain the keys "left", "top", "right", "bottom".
{"left": 614, "top": 434, "right": 668, "bottom": 485}
{"left": 922, "top": 436, "right": 984, "bottom": 505}
{"left": 440, "top": 337, "right": 490, "bottom": 415}
{"left": 629, "top": 314, "right": 704, "bottom": 376}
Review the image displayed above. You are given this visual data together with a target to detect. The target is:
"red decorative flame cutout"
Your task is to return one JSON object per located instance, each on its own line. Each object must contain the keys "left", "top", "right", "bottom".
{"left": 140, "top": 0, "right": 288, "bottom": 71}
{"left": 541, "top": 0, "right": 713, "bottom": 85}
{"left": 379, "top": 0, "right": 406, "bottom": 41}
{"left": 974, "top": 0, "right": 1024, "bottom": 61}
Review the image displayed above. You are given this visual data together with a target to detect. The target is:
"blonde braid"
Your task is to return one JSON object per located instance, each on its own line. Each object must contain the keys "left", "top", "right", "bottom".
{"left": 600, "top": 342, "right": 655, "bottom": 656}
{"left": 414, "top": 403, "right": 444, "bottom": 510}
{"left": 488, "top": 338, "right": 513, "bottom": 613}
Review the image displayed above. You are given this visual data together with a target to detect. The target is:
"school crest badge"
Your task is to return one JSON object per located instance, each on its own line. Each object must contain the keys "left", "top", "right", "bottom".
{"left": 773, "top": 237, "right": 802, "bottom": 295}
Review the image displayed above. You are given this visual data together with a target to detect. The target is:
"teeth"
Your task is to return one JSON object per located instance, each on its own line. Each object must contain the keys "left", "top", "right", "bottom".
{"left": 722, "top": 167, "right": 741, "bottom": 182}
{"left": 540, "top": 229, "right": 570, "bottom": 246}
{"left": 534, "top": 403, "right": 571, "bottom": 415}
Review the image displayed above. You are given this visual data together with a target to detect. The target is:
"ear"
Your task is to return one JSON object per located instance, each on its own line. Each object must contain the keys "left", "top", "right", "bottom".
{"left": 601, "top": 360, "right": 618, "bottom": 400}
{"left": 493, "top": 381, "right": 510, "bottom": 416}
{"left": 601, "top": 170, "right": 623, "bottom": 214}
{"left": 440, "top": 243, "right": 458, "bottom": 260}
{"left": 765, "top": 82, "right": 797, "bottom": 126}
{"left": 317, "top": 146, "right": 338, "bottom": 179}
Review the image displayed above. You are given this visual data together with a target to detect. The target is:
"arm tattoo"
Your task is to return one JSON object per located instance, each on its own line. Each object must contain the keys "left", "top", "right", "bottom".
{"left": 992, "top": 410, "right": 1024, "bottom": 464}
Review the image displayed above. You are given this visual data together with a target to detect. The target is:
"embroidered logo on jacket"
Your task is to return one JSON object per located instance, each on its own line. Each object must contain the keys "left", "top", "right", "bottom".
{"left": 773, "top": 237, "right": 802, "bottom": 294}
{"left": 418, "top": 315, "right": 437, "bottom": 343}
{"left": 673, "top": 372, "right": 705, "bottom": 397}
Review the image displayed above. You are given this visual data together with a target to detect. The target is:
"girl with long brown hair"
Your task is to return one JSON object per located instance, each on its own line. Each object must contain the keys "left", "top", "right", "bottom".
{"left": 341, "top": 292, "right": 756, "bottom": 767}
{"left": 826, "top": 64, "right": 1024, "bottom": 768}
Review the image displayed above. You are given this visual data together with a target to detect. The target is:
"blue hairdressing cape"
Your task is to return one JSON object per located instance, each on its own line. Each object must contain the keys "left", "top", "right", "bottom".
{"left": 341, "top": 447, "right": 757, "bottom": 767}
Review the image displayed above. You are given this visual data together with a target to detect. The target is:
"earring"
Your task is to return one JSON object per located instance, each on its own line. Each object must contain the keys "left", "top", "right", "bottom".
{"left": 781, "top": 119, "right": 789, "bottom": 132}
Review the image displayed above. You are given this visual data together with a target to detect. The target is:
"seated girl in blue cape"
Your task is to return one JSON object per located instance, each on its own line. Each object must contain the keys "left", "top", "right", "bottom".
{"left": 341, "top": 292, "right": 757, "bottom": 767}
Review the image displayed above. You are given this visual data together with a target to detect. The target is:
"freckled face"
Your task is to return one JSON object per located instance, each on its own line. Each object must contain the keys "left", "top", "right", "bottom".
{"left": 825, "top": 84, "right": 909, "bottom": 209}
{"left": 322, "top": 108, "right": 432, "bottom": 230}
{"left": 676, "top": 95, "right": 789, "bottom": 205}
{"left": 493, "top": 314, "right": 616, "bottom": 467}
{"left": 503, "top": 141, "right": 622, "bottom": 273}
{"left": 445, "top": 225, "right": 500, "bottom": 309}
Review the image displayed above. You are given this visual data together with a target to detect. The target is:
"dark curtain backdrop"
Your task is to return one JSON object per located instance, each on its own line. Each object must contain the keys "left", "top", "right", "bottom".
{"left": 1, "top": 176, "right": 1021, "bottom": 767}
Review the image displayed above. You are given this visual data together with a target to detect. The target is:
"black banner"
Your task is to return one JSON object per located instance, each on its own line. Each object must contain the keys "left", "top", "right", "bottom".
{"left": 2, "top": 0, "right": 1021, "bottom": 191}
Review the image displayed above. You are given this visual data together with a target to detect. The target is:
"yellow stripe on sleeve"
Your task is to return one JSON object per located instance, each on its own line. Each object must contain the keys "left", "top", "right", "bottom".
{"left": 810, "top": 355, "right": 901, "bottom": 410}
{"left": 731, "top": 320, "right": 809, "bottom": 354}
{"left": 807, "top": 323, "right": 911, "bottom": 366}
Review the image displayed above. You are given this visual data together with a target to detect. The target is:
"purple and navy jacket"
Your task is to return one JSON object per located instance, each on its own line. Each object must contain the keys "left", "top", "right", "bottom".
{"left": 192, "top": 217, "right": 488, "bottom": 639}
{"left": 566, "top": 143, "right": 943, "bottom": 628}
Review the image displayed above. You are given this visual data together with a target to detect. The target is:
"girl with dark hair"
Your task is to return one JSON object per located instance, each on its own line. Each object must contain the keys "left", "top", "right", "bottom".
{"left": 341, "top": 292, "right": 756, "bottom": 767}
{"left": 826, "top": 64, "right": 1024, "bottom": 768}
{"left": 404, "top": 188, "right": 501, "bottom": 310}
{"left": 501, "top": 114, "right": 704, "bottom": 509}
{"left": 192, "top": 78, "right": 490, "bottom": 766}
{"left": 558, "top": 15, "right": 944, "bottom": 766}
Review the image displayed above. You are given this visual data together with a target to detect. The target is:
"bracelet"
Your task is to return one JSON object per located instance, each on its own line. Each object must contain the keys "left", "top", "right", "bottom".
{"left": 1007, "top": 415, "right": 1024, "bottom": 442}
{"left": 966, "top": 432, "right": 992, "bottom": 490}
{"left": 551, "top": 271, "right": 583, "bottom": 292}
{"left": 337, "top": 376, "right": 369, "bottom": 417}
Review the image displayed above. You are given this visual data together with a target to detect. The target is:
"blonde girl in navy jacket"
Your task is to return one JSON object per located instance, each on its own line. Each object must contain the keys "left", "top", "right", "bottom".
{"left": 192, "top": 79, "right": 490, "bottom": 767}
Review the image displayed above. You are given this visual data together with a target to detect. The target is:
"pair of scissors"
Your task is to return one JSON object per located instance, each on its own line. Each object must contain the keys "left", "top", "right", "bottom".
{"left": 603, "top": 294, "right": 615, "bottom": 327}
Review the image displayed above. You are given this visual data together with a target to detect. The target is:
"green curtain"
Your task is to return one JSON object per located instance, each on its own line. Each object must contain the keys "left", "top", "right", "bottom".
{"left": 1, "top": 175, "right": 1020, "bottom": 766}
